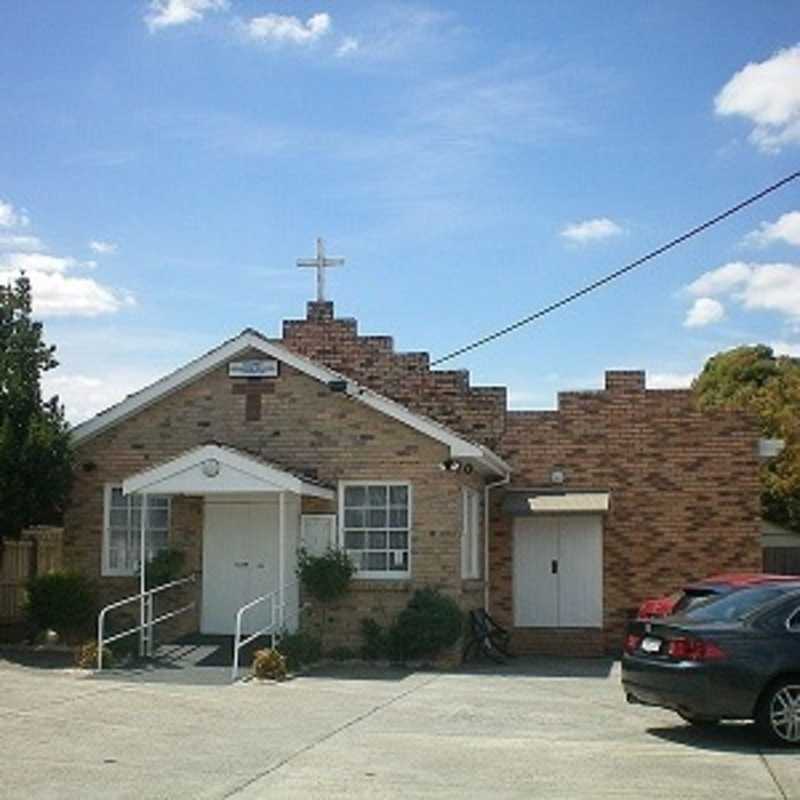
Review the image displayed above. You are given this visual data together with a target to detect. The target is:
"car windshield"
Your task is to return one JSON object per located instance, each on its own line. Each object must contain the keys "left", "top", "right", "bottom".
{"left": 679, "top": 586, "right": 787, "bottom": 622}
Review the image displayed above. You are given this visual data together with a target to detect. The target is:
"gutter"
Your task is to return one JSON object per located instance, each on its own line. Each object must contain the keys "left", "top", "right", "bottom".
{"left": 484, "top": 469, "right": 511, "bottom": 611}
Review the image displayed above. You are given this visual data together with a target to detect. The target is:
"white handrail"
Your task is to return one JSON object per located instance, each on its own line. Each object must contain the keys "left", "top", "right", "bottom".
{"left": 231, "top": 580, "right": 297, "bottom": 682}
{"left": 96, "top": 574, "right": 197, "bottom": 669}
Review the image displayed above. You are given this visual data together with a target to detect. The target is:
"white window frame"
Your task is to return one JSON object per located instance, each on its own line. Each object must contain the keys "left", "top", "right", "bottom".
{"left": 461, "top": 487, "right": 481, "bottom": 579}
{"left": 300, "top": 513, "right": 337, "bottom": 558}
{"left": 338, "top": 481, "right": 412, "bottom": 580}
{"left": 101, "top": 485, "right": 171, "bottom": 577}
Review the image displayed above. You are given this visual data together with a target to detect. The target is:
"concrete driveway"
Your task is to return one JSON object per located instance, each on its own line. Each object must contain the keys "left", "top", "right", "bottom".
{"left": 0, "top": 654, "right": 798, "bottom": 800}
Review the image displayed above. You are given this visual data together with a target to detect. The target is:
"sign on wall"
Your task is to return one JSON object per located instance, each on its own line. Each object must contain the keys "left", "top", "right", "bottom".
{"left": 228, "top": 359, "right": 279, "bottom": 378}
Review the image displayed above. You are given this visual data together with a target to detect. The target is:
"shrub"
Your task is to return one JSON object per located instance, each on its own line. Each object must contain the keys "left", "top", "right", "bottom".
{"left": 25, "top": 571, "right": 96, "bottom": 639}
{"left": 296, "top": 547, "right": 355, "bottom": 603}
{"left": 360, "top": 618, "right": 389, "bottom": 660}
{"left": 276, "top": 630, "right": 322, "bottom": 671}
{"left": 74, "top": 640, "right": 114, "bottom": 670}
{"left": 327, "top": 645, "right": 356, "bottom": 661}
{"left": 252, "top": 648, "right": 288, "bottom": 681}
{"left": 388, "top": 589, "right": 464, "bottom": 662}
{"left": 143, "top": 548, "right": 186, "bottom": 589}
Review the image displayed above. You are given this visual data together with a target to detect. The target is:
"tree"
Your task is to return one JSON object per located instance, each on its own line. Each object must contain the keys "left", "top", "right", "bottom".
{"left": 693, "top": 345, "right": 800, "bottom": 532}
{"left": 0, "top": 274, "right": 72, "bottom": 540}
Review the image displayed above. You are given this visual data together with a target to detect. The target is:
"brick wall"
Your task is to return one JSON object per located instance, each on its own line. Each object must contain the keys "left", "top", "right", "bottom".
{"left": 490, "top": 374, "right": 761, "bottom": 654}
{"left": 65, "top": 345, "right": 484, "bottom": 649}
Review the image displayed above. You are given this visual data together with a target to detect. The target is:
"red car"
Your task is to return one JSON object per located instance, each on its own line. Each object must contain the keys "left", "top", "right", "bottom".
{"left": 636, "top": 573, "right": 800, "bottom": 619}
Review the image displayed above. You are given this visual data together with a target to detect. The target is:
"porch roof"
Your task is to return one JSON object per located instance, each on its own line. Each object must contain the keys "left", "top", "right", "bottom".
{"left": 121, "top": 443, "right": 335, "bottom": 500}
{"left": 502, "top": 489, "right": 610, "bottom": 515}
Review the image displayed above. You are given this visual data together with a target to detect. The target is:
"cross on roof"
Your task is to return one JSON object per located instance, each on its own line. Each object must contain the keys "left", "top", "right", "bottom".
{"left": 296, "top": 237, "right": 345, "bottom": 302}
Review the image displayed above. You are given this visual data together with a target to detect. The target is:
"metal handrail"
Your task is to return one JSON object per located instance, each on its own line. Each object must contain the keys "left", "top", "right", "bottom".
{"left": 231, "top": 580, "right": 297, "bottom": 682}
{"left": 96, "top": 574, "right": 197, "bottom": 669}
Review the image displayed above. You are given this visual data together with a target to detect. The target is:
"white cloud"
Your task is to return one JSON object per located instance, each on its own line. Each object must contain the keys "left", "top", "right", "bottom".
{"left": 43, "top": 370, "right": 157, "bottom": 424}
{"left": 684, "top": 297, "right": 725, "bottom": 328}
{"left": 686, "top": 261, "right": 751, "bottom": 296}
{"left": 336, "top": 37, "right": 359, "bottom": 57}
{"left": 0, "top": 199, "right": 29, "bottom": 228}
{"left": 243, "top": 13, "right": 331, "bottom": 45}
{"left": 745, "top": 210, "right": 800, "bottom": 248}
{"left": 769, "top": 340, "right": 800, "bottom": 358}
{"left": 0, "top": 251, "right": 135, "bottom": 318}
{"left": 0, "top": 234, "right": 45, "bottom": 252}
{"left": 89, "top": 240, "right": 118, "bottom": 255}
{"left": 145, "top": 0, "right": 229, "bottom": 32}
{"left": 739, "top": 263, "right": 800, "bottom": 317}
{"left": 647, "top": 372, "right": 695, "bottom": 389}
{"left": 560, "top": 217, "right": 623, "bottom": 244}
{"left": 714, "top": 44, "right": 800, "bottom": 153}
{"left": 685, "top": 261, "right": 800, "bottom": 323}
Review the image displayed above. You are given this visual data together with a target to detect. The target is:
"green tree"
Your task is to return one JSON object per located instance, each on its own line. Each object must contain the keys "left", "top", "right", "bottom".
{"left": 0, "top": 274, "right": 72, "bottom": 540}
{"left": 693, "top": 345, "right": 800, "bottom": 532}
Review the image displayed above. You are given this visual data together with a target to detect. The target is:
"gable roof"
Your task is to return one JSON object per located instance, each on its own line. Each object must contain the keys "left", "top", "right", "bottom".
{"left": 71, "top": 328, "right": 510, "bottom": 476}
{"left": 122, "top": 443, "right": 335, "bottom": 499}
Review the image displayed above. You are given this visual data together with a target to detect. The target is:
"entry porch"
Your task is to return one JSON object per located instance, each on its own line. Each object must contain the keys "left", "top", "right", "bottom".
{"left": 99, "top": 444, "right": 334, "bottom": 672}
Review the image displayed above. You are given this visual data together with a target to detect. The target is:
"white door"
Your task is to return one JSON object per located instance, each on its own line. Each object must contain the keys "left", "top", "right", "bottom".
{"left": 513, "top": 516, "right": 559, "bottom": 626}
{"left": 201, "top": 499, "right": 279, "bottom": 635}
{"left": 557, "top": 515, "right": 603, "bottom": 627}
{"left": 513, "top": 514, "right": 603, "bottom": 628}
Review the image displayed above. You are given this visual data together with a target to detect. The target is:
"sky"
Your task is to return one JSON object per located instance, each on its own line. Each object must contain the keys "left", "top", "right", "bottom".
{"left": 1, "top": 1, "right": 800, "bottom": 422}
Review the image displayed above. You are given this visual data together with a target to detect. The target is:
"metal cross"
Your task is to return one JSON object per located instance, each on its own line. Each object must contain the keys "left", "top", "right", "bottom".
{"left": 296, "top": 237, "right": 345, "bottom": 302}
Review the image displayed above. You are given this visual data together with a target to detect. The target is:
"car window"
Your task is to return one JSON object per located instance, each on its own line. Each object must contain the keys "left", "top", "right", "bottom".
{"left": 681, "top": 586, "right": 788, "bottom": 622}
{"left": 672, "top": 589, "right": 718, "bottom": 614}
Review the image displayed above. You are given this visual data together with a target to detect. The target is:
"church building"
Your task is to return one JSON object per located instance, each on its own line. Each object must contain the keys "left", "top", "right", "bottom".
{"left": 64, "top": 244, "right": 766, "bottom": 658}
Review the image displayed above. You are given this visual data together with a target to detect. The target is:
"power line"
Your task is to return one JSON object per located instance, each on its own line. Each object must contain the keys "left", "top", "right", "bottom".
{"left": 430, "top": 170, "right": 800, "bottom": 367}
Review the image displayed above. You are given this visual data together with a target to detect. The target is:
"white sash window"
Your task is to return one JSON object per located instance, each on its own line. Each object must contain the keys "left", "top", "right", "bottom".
{"left": 102, "top": 486, "right": 170, "bottom": 576}
{"left": 340, "top": 482, "right": 411, "bottom": 579}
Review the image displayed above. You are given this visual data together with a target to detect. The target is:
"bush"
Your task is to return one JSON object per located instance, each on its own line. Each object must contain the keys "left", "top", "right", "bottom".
{"left": 25, "top": 571, "right": 96, "bottom": 639}
{"left": 143, "top": 548, "right": 186, "bottom": 590}
{"left": 252, "top": 648, "right": 288, "bottom": 681}
{"left": 276, "top": 630, "right": 322, "bottom": 671}
{"left": 360, "top": 618, "right": 389, "bottom": 660}
{"left": 296, "top": 547, "right": 355, "bottom": 603}
{"left": 388, "top": 589, "right": 464, "bottom": 662}
{"left": 74, "top": 640, "right": 114, "bottom": 670}
{"left": 327, "top": 645, "right": 356, "bottom": 661}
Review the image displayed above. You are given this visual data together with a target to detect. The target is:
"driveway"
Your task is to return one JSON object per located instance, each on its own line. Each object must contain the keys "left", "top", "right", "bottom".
{"left": 0, "top": 654, "right": 798, "bottom": 799}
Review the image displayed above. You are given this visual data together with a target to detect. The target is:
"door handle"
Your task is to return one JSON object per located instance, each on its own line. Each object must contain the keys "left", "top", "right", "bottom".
{"left": 551, "top": 560, "right": 558, "bottom": 575}
{"left": 256, "top": 563, "right": 265, "bottom": 568}
{"left": 234, "top": 561, "right": 249, "bottom": 567}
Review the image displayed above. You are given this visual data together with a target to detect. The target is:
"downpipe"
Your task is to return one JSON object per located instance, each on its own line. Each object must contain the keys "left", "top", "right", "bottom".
{"left": 483, "top": 470, "right": 511, "bottom": 612}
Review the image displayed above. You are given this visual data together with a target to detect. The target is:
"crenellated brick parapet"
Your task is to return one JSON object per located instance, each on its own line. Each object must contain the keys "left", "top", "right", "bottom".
{"left": 279, "top": 301, "right": 507, "bottom": 447}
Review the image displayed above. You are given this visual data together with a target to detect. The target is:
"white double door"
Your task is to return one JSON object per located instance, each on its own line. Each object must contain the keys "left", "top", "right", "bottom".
{"left": 513, "top": 514, "right": 603, "bottom": 628}
{"left": 201, "top": 498, "right": 279, "bottom": 635}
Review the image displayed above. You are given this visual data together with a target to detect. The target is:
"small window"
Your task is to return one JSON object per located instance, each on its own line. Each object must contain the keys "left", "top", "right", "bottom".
{"left": 103, "top": 486, "right": 170, "bottom": 576}
{"left": 301, "top": 514, "right": 337, "bottom": 558}
{"left": 340, "top": 482, "right": 411, "bottom": 579}
{"left": 461, "top": 488, "right": 481, "bottom": 579}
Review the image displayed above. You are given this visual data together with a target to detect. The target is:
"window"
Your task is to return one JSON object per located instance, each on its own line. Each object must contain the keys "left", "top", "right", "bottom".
{"left": 103, "top": 486, "right": 170, "bottom": 576}
{"left": 340, "top": 483, "right": 410, "bottom": 578}
{"left": 461, "top": 488, "right": 481, "bottom": 579}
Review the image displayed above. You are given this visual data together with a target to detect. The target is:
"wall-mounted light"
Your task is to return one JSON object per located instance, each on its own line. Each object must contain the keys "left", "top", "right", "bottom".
{"left": 550, "top": 468, "right": 565, "bottom": 485}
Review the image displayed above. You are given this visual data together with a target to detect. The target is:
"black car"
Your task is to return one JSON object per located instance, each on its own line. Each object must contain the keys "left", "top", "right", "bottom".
{"left": 622, "top": 583, "right": 800, "bottom": 745}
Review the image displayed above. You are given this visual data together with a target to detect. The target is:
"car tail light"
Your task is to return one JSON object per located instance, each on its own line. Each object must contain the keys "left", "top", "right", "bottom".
{"left": 667, "top": 637, "right": 727, "bottom": 662}
{"left": 624, "top": 634, "right": 642, "bottom": 654}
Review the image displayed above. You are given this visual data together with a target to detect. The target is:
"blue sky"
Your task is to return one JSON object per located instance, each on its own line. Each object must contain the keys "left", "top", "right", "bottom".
{"left": 1, "top": 1, "right": 800, "bottom": 421}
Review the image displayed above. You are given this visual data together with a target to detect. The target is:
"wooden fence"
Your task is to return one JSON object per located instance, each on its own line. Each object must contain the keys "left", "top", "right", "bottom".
{"left": 0, "top": 527, "right": 63, "bottom": 623}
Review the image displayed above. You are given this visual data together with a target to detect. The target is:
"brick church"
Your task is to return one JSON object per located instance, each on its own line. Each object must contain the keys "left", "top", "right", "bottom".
{"left": 64, "top": 293, "right": 764, "bottom": 656}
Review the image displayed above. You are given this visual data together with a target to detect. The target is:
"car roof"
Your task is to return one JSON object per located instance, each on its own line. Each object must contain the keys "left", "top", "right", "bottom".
{"left": 686, "top": 572, "right": 800, "bottom": 591}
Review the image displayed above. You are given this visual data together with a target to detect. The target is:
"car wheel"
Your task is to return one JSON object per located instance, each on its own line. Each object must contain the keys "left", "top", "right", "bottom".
{"left": 757, "top": 680, "right": 800, "bottom": 746}
{"left": 677, "top": 711, "right": 720, "bottom": 727}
